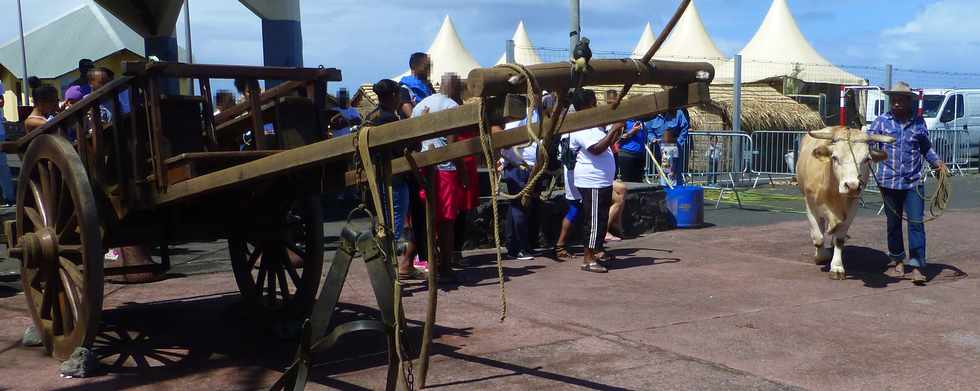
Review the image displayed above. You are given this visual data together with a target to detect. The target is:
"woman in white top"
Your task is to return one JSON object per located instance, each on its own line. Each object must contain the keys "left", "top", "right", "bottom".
{"left": 567, "top": 89, "right": 622, "bottom": 273}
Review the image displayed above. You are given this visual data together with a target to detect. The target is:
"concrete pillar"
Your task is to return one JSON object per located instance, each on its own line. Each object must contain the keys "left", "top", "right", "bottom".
{"left": 240, "top": 0, "right": 303, "bottom": 87}
{"left": 94, "top": 0, "right": 184, "bottom": 92}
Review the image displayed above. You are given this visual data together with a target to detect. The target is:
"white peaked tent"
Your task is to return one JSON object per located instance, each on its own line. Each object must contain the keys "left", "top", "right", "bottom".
{"left": 495, "top": 20, "right": 543, "bottom": 65}
{"left": 630, "top": 23, "right": 656, "bottom": 59}
{"left": 395, "top": 15, "right": 481, "bottom": 82}
{"left": 652, "top": 1, "right": 726, "bottom": 62}
{"left": 715, "top": 0, "right": 864, "bottom": 85}
{"left": 631, "top": 1, "right": 727, "bottom": 84}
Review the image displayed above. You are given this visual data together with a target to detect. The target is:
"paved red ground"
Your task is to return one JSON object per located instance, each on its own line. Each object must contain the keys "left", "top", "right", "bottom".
{"left": 1, "top": 209, "right": 978, "bottom": 390}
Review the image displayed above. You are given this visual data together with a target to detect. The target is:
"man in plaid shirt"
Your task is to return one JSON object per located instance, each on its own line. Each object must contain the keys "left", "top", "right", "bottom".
{"left": 868, "top": 82, "right": 948, "bottom": 284}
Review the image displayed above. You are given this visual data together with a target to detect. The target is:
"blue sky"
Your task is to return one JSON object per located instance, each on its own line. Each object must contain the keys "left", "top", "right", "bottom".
{"left": 2, "top": 0, "right": 979, "bottom": 91}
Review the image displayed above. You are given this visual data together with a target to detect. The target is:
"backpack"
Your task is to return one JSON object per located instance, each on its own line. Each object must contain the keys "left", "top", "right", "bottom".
{"left": 560, "top": 137, "right": 577, "bottom": 170}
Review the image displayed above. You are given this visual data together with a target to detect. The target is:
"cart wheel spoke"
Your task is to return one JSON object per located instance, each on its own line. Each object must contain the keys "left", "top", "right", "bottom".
{"left": 16, "top": 135, "right": 103, "bottom": 360}
{"left": 229, "top": 195, "right": 323, "bottom": 316}
{"left": 285, "top": 242, "right": 307, "bottom": 260}
{"left": 266, "top": 262, "right": 277, "bottom": 307}
{"left": 284, "top": 259, "right": 302, "bottom": 288}
{"left": 247, "top": 246, "right": 262, "bottom": 270}
{"left": 277, "top": 268, "right": 289, "bottom": 304}
{"left": 28, "top": 181, "right": 49, "bottom": 226}
{"left": 24, "top": 206, "right": 45, "bottom": 230}
{"left": 58, "top": 212, "right": 78, "bottom": 241}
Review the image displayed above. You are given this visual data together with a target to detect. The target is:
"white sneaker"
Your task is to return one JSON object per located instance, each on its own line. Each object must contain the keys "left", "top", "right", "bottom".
{"left": 104, "top": 248, "right": 121, "bottom": 262}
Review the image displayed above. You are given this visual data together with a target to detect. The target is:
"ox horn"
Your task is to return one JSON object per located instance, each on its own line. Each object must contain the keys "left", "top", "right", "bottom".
{"left": 808, "top": 128, "right": 836, "bottom": 140}
{"left": 867, "top": 134, "right": 896, "bottom": 144}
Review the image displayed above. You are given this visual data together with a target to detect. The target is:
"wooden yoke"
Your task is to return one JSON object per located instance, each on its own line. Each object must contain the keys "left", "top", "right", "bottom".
{"left": 466, "top": 59, "right": 714, "bottom": 97}
{"left": 343, "top": 82, "right": 709, "bottom": 185}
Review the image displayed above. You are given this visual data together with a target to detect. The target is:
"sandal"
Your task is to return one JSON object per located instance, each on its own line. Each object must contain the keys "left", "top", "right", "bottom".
{"left": 596, "top": 251, "right": 616, "bottom": 263}
{"left": 398, "top": 268, "right": 428, "bottom": 281}
{"left": 888, "top": 262, "right": 905, "bottom": 278}
{"left": 910, "top": 268, "right": 927, "bottom": 285}
{"left": 553, "top": 245, "right": 571, "bottom": 262}
{"left": 581, "top": 262, "right": 608, "bottom": 273}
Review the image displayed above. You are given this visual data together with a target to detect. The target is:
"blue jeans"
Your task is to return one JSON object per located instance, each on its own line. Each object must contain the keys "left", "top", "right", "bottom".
{"left": 391, "top": 180, "right": 409, "bottom": 241}
{"left": 0, "top": 124, "right": 15, "bottom": 202}
{"left": 502, "top": 165, "right": 539, "bottom": 255}
{"left": 881, "top": 186, "right": 926, "bottom": 268}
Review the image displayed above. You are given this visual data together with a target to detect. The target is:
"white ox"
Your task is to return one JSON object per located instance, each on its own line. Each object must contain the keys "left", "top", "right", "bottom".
{"left": 797, "top": 127, "right": 895, "bottom": 280}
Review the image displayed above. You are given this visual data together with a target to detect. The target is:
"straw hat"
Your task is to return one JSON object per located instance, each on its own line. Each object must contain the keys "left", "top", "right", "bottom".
{"left": 884, "top": 81, "right": 916, "bottom": 96}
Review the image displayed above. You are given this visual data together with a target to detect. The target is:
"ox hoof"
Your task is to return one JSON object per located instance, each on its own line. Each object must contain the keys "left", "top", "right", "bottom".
{"left": 829, "top": 270, "right": 846, "bottom": 280}
{"left": 813, "top": 248, "right": 832, "bottom": 265}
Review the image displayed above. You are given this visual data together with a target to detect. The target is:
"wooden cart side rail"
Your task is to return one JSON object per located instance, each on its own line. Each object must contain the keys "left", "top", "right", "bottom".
{"left": 466, "top": 59, "right": 714, "bottom": 97}
{"left": 213, "top": 80, "right": 311, "bottom": 124}
{"left": 122, "top": 61, "right": 342, "bottom": 82}
{"left": 150, "top": 83, "right": 708, "bottom": 205}
{"left": 10, "top": 76, "right": 135, "bottom": 152}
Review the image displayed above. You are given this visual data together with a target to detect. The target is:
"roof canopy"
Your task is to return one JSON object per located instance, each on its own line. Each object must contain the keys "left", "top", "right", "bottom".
{"left": 395, "top": 15, "right": 481, "bottom": 82}
{"left": 652, "top": 0, "right": 726, "bottom": 61}
{"left": 715, "top": 0, "right": 864, "bottom": 85}
{"left": 495, "top": 20, "right": 543, "bottom": 65}
{"left": 0, "top": 3, "right": 144, "bottom": 79}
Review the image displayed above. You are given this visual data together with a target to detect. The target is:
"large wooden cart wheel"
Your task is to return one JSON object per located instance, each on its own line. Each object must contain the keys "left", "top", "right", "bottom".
{"left": 229, "top": 195, "right": 323, "bottom": 318}
{"left": 16, "top": 135, "right": 104, "bottom": 360}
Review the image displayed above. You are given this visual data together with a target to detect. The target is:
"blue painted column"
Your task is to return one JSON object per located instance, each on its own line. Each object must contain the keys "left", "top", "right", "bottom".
{"left": 241, "top": 0, "right": 303, "bottom": 87}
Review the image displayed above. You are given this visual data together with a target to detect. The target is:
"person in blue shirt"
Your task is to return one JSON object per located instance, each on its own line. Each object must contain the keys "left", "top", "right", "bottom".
{"left": 68, "top": 58, "right": 94, "bottom": 96}
{"left": 868, "top": 82, "right": 947, "bottom": 284}
{"left": 399, "top": 52, "right": 434, "bottom": 118}
{"left": 646, "top": 108, "right": 690, "bottom": 185}
{"left": 0, "top": 80, "right": 14, "bottom": 206}
{"left": 398, "top": 52, "right": 436, "bottom": 276}
{"left": 617, "top": 119, "right": 646, "bottom": 182}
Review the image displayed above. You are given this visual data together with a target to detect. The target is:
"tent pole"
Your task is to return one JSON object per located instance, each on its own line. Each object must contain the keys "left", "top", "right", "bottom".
{"left": 569, "top": 0, "right": 580, "bottom": 58}
{"left": 16, "top": 0, "right": 29, "bottom": 105}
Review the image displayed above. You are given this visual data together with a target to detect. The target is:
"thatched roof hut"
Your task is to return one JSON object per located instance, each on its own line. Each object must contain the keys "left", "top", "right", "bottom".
{"left": 590, "top": 83, "right": 824, "bottom": 132}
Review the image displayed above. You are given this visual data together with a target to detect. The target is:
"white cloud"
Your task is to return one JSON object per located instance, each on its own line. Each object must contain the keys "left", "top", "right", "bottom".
{"left": 879, "top": 0, "right": 980, "bottom": 68}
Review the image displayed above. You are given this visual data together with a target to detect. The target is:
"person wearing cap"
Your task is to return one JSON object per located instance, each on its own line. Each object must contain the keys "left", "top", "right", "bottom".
{"left": 869, "top": 81, "right": 948, "bottom": 285}
{"left": 69, "top": 59, "right": 95, "bottom": 96}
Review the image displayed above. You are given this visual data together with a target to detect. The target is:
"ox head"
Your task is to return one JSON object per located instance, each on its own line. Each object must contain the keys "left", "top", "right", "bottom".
{"left": 809, "top": 127, "right": 896, "bottom": 196}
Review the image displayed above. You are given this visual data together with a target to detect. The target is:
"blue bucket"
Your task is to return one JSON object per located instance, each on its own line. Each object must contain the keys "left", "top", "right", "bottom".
{"left": 665, "top": 185, "right": 704, "bottom": 228}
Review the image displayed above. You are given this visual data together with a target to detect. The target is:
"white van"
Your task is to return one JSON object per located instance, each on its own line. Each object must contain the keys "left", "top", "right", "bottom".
{"left": 863, "top": 88, "right": 980, "bottom": 168}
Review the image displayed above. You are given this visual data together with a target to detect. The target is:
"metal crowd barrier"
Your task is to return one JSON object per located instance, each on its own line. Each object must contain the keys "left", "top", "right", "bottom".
{"left": 928, "top": 129, "right": 970, "bottom": 173}
{"left": 643, "top": 131, "right": 753, "bottom": 208}
{"left": 748, "top": 130, "right": 808, "bottom": 188}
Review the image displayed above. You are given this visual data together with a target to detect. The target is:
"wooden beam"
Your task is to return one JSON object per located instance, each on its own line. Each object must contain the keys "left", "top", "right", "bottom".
{"left": 467, "top": 59, "right": 713, "bottom": 97}
{"left": 149, "top": 94, "right": 527, "bottom": 205}
{"left": 213, "top": 79, "right": 308, "bottom": 124}
{"left": 123, "top": 61, "right": 342, "bottom": 82}
{"left": 345, "top": 83, "right": 710, "bottom": 185}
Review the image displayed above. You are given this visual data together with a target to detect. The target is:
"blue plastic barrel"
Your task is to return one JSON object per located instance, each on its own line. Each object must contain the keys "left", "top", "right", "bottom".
{"left": 665, "top": 185, "right": 704, "bottom": 228}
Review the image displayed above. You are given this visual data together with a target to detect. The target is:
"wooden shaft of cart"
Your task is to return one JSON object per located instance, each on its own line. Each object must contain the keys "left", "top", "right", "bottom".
{"left": 151, "top": 73, "right": 710, "bottom": 205}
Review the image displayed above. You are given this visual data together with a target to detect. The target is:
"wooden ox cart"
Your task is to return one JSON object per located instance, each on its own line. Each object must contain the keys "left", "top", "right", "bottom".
{"left": 2, "top": 56, "right": 712, "bottom": 388}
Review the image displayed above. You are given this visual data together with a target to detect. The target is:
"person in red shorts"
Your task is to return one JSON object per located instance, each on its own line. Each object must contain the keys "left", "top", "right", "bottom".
{"left": 452, "top": 128, "right": 480, "bottom": 267}
{"left": 412, "top": 73, "right": 467, "bottom": 283}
